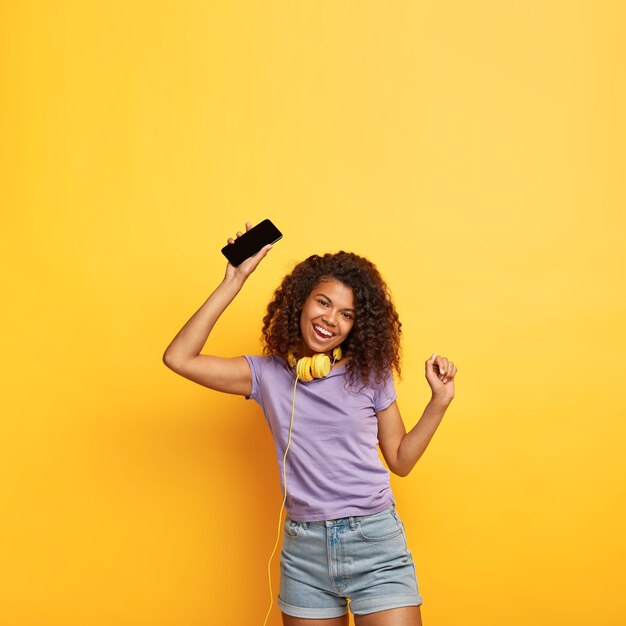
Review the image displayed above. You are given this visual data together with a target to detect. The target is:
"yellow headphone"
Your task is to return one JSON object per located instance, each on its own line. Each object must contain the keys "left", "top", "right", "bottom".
{"left": 262, "top": 345, "right": 342, "bottom": 625}
{"left": 287, "top": 346, "right": 343, "bottom": 381}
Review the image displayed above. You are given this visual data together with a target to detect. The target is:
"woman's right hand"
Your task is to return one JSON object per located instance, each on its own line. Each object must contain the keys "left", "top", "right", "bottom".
{"left": 223, "top": 221, "right": 273, "bottom": 282}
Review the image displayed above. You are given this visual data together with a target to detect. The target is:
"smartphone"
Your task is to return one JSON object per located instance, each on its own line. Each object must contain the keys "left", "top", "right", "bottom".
{"left": 221, "top": 219, "right": 282, "bottom": 267}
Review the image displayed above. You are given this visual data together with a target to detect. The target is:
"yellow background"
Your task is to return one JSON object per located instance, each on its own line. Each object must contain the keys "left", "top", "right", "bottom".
{"left": 2, "top": 1, "right": 625, "bottom": 625}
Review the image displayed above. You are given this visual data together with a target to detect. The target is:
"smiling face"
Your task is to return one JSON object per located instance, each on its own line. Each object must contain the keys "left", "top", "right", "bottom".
{"left": 299, "top": 278, "right": 356, "bottom": 359}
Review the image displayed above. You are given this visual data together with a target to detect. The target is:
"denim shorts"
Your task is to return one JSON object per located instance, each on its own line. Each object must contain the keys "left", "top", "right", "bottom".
{"left": 278, "top": 505, "right": 423, "bottom": 618}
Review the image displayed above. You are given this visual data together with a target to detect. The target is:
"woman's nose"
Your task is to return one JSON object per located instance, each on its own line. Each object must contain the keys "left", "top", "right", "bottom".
{"left": 322, "top": 309, "right": 337, "bottom": 325}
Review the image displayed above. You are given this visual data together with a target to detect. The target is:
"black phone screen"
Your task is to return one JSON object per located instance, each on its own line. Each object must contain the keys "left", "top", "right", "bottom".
{"left": 221, "top": 219, "right": 282, "bottom": 267}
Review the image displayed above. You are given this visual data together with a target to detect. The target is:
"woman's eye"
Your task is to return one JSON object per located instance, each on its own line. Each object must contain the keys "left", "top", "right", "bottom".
{"left": 318, "top": 299, "right": 329, "bottom": 307}
{"left": 343, "top": 313, "right": 353, "bottom": 320}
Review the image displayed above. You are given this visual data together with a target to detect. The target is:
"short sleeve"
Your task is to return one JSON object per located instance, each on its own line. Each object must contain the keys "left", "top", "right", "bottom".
{"left": 373, "top": 372, "right": 397, "bottom": 412}
{"left": 242, "top": 355, "right": 263, "bottom": 404}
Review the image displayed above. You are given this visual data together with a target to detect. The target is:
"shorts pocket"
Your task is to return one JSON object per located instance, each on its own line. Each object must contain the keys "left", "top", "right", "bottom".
{"left": 284, "top": 518, "right": 301, "bottom": 538}
{"left": 356, "top": 511, "right": 403, "bottom": 542}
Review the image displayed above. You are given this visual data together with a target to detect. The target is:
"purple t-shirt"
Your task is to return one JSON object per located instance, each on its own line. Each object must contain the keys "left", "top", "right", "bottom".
{"left": 243, "top": 354, "right": 397, "bottom": 522}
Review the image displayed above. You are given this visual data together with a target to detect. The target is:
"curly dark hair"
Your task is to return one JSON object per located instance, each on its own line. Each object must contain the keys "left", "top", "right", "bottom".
{"left": 261, "top": 251, "right": 402, "bottom": 386}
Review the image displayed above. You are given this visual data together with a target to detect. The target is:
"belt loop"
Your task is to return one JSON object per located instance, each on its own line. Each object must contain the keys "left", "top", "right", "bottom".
{"left": 349, "top": 516, "right": 357, "bottom": 530}
{"left": 303, "top": 521, "right": 309, "bottom": 530}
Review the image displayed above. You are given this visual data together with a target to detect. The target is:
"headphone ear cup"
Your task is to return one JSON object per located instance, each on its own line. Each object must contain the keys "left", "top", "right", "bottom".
{"left": 296, "top": 354, "right": 333, "bottom": 380}
{"left": 296, "top": 357, "right": 314, "bottom": 382}
{"left": 310, "top": 353, "right": 331, "bottom": 378}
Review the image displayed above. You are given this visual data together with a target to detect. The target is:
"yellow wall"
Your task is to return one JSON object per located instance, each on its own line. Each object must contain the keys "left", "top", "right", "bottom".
{"left": 2, "top": 2, "right": 625, "bottom": 625}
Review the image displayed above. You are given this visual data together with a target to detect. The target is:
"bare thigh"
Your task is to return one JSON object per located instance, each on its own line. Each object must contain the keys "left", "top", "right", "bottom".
{"left": 282, "top": 613, "right": 349, "bottom": 626}
{"left": 354, "top": 606, "right": 423, "bottom": 626}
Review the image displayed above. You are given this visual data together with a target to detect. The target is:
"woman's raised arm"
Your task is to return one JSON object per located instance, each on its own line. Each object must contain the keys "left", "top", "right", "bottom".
{"left": 162, "top": 223, "right": 272, "bottom": 396}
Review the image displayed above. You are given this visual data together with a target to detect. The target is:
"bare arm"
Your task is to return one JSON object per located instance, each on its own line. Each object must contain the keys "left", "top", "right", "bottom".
{"left": 378, "top": 398, "right": 450, "bottom": 477}
{"left": 378, "top": 354, "right": 457, "bottom": 476}
{"left": 162, "top": 222, "right": 272, "bottom": 396}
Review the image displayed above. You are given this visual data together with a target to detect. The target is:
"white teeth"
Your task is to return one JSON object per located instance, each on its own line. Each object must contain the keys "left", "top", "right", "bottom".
{"left": 314, "top": 325, "right": 333, "bottom": 337}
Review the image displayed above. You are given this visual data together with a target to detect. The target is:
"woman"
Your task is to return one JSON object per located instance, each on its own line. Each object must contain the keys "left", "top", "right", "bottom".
{"left": 163, "top": 222, "right": 457, "bottom": 625}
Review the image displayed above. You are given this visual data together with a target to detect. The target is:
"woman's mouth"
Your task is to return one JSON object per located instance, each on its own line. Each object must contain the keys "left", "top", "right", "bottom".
{"left": 313, "top": 324, "right": 335, "bottom": 340}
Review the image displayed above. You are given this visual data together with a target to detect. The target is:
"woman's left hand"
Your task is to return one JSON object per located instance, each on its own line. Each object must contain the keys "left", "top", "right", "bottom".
{"left": 425, "top": 353, "right": 457, "bottom": 404}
